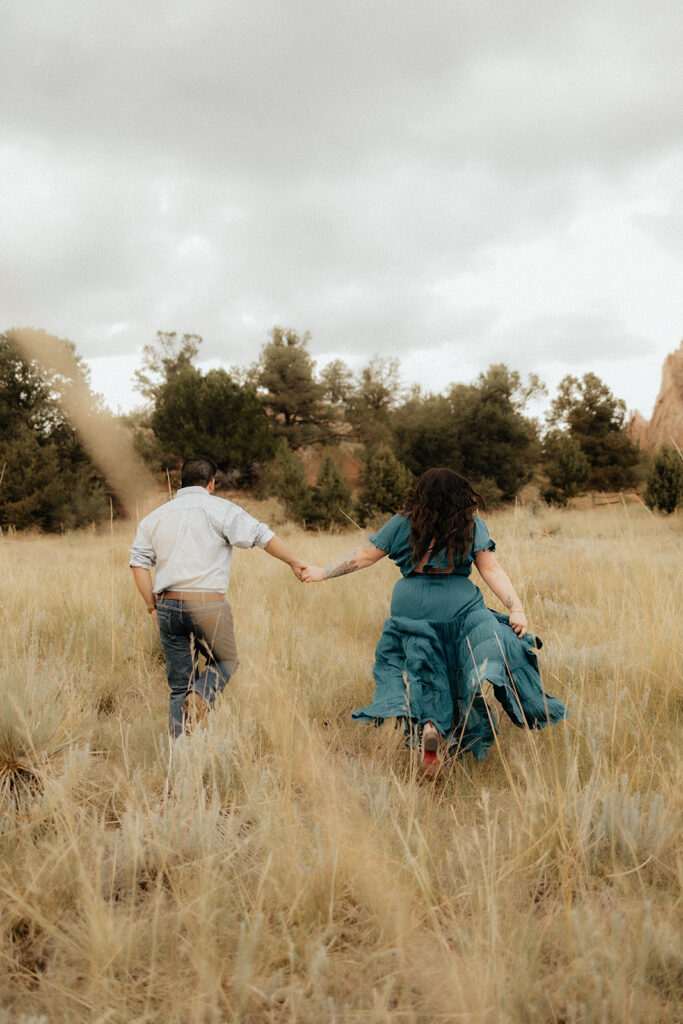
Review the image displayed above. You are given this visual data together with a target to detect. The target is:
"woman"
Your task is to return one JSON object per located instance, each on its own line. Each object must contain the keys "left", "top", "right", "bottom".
{"left": 301, "top": 468, "right": 567, "bottom": 774}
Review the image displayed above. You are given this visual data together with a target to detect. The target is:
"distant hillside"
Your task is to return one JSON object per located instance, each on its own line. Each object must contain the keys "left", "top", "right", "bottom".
{"left": 627, "top": 340, "right": 683, "bottom": 454}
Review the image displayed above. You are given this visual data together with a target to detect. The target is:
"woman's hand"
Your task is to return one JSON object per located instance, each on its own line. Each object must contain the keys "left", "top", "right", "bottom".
{"left": 300, "top": 564, "right": 326, "bottom": 583}
{"left": 508, "top": 609, "right": 528, "bottom": 637}
{"left": 474, "top": 550, "right": 528, "bottom": 638}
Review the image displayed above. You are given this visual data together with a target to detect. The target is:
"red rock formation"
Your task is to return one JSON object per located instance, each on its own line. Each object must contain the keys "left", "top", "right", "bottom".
{"left": 627, "top": 340, "right": 683, "bottom": 454}
{"left": 626, "top": 409, "right": 649, "bottom": 449}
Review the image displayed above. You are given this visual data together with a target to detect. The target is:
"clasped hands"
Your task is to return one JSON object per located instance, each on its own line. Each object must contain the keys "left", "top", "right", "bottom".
{"left": 290, "top": 563, "right": 325, "bottom": 583}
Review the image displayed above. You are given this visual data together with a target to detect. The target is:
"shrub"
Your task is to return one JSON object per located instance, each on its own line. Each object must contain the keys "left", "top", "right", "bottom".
{"left": 541, "top": 433, "right": 590, "bottom": 506}
{"left": 645, "top": 445, "right": 683, "bottom": 514}
{"left": 259, "top": 441, "right": 311, "bottom": 522}
{"left": 547, "top": 372, "right": 638, "bottom": 490}
{"left": 307, "top": 453, "right": 353, "bottom": 529}
{"left": 0, "top": 333, "right": 110, "bottom": 531}
{"left": 472, "top": 476, "right": 503, "bottom": 508}
{"left": 260, "top": 446, "right": 352, "bottom": 528}
{"left": 355, "top": 446, "right": 413, "bottom": 525}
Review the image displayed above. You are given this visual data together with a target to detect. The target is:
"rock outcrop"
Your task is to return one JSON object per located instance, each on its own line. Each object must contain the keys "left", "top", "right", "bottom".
{"left": 626, "top": 410, "right": 649, "bottom": 449}
{"left": 627, "top": 340, "right": 683, "bottom": 454}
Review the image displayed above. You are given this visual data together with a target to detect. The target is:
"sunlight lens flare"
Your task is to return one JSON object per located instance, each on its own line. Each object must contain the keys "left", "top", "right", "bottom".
{"left": 10, "top": 327, "right": 158, "bottom": 519}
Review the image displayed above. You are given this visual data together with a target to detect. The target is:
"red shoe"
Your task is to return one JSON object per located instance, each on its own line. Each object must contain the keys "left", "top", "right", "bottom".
{"left": 419, "top": 721, "right": 441, "bottom": 779}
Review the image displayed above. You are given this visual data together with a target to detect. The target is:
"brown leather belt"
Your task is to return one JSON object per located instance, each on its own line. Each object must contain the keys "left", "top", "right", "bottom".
{"left": 159, "top": 590, "right": 225, "bottom": 602}
{"left": 413, "top": 569, "right": 453, "bottom": 575}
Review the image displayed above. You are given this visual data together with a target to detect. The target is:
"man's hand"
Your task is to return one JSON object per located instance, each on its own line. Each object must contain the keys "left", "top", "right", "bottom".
{"left": 131, "top": 566, "right": 157, "bottom": 614}
{"left": 264, "top": 536, "right": 311, "bottom": 581}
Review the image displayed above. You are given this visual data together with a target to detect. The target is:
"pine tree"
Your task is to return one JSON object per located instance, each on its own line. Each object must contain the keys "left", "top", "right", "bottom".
{"left": 308, "top": 453, "right": 353, "bottom": 528}
{"left": 392, "top": 366, "right": 542, "bottom": 501}
{"left": 645, "top": 445, "right": 683, "bottom": 514}
{"left": 355, "top": 446, "right": 413, "bottom": 525}
{"left": 150, "top": 365, "right": 275, "bottom": 483}
{"left": 253, "top": 328, "right": 334, "bottom": 448}
{"left": 259, "top": 441, "right": 311, "bottom": 522}
{"left": 541, "top": 432, "right": 591, "bottom": 506}
{"left": 346, "top": 356, "right": 402, "bottom": 448}
{"left": 133, "top": 331, "right": 202, "bottom": 402}
{"left": 547, "top": 373, "right": 638, "bottom": 489}
{"left": 0, "top": 332, "right": 109, "bottom": 531}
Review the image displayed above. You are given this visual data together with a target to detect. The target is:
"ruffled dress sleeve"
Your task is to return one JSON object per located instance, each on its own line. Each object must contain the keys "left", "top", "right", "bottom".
{"left": 472, "top": 515, "right": 496, "bottom": 554}
{"left": 368, "top": 514, "right": 404, "bottom": 556}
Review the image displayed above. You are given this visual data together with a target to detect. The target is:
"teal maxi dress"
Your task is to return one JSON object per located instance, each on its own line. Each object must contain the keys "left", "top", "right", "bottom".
{"left": 351, "top": 514, "right": 568, "bottom": 760}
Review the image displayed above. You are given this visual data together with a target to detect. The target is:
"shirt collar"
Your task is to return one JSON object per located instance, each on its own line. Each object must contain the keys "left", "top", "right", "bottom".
{"left": 176, "top": 486, "right": 211, "bottom": 498}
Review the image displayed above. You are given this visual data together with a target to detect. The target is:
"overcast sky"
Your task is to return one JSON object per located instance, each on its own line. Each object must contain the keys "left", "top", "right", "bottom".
{"left": 2, "top": 0, "right": 682, "bottom": 418}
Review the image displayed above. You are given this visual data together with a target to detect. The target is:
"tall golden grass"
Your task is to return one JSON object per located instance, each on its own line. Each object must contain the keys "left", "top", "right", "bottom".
{"left": 0, "top": 502, "right": 680, "bottom": 1023}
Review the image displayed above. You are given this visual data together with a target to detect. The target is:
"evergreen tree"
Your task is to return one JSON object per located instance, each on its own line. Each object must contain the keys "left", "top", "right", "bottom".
{"left": 450, "top": 366, "right": 541, "bottom": 501}
{"left": 645, "top": 445, "right": 683, "bottom": 513}
{"left": 307, "top": 453, "right": 353, "bottom": 528}
{"left": 541, "top": 432, "right": 591, "bottom": 506}
{"left": 319, "top": 359, "right": 354, "bottom": 405}
{"left": 129, "top": 330, "right": 204, "bottom": 469}
{"left": 392, "top": 391, "right": 459, "bottom": 474}
{"left": 133, "top": 331, "right": 203, "bottom": 402}
{"left": 259, "top": 447, "right": 352, "bottom": 528}
{"left": 547, "top": 373, "right": 638, "bottom": 489}
{"left": 0, "top": 332, "right": 109, "bottom": 530}
{"left": 392, "top": 366, "right": 541, "bottom": 501}
{"left": 258, "top": 441, "right": 311, "bottom": 522}
{"left": 346, "top": 356, "right": 402, "bottom": 448}
{"left": 253, "top": 327, "right": 333, "bottom": 448}
{"left": 355, "top": 446, "right": 413, "bottom": 525}
{"left": 151, "top": 365, "right": 275, "bottom": 483}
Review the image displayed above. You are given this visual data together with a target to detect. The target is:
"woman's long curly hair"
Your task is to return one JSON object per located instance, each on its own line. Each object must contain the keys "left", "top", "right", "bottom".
{"left": 402, "top": 468, "right": 485, "bottom": 569}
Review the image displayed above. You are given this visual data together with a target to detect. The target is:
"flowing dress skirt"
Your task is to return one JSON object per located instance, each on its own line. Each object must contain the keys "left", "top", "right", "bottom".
{"left": 352, "top": 574, "right": 568, "bottom": 760}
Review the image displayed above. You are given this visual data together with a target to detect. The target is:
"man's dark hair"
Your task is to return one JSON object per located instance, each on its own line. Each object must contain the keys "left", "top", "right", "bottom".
{"left": 181, "top": 455, "right": 218, "bottom": 489}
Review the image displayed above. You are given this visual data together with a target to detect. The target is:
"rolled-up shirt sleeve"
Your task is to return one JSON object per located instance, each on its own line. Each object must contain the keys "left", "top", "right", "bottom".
{"left": 129, "top": 523, "right": 157, "bottom": 568}
{"left": 223, "top": 506, "right": 274, "bottom": 549}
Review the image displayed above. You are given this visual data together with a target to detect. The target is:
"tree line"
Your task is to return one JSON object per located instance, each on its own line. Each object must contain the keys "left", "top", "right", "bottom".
{"left": 1, "top": 327, "right": 680, "bottom": 531}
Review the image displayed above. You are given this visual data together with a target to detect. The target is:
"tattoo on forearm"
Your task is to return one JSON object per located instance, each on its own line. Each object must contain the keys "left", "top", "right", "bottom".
{"left": 504, "top": 595, "right": 514, "bottom": 609}
{"left": 325, "top": 549, "right": 361, "bottom": 579}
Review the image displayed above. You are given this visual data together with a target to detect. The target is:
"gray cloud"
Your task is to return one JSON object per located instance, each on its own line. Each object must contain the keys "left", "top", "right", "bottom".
{"left": 485, "top": 313, "right": 652, "bottom": 366}
{"left": 4, "top": 0, "right": 680, "bottom": 178}
{"left": 1, "top": 0, "right": 682, "bottom": 415}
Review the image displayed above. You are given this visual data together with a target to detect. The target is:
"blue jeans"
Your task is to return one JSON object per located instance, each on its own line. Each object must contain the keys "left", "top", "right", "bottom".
{"left": 156, "top": 597, "right": 239, "bottom": 737}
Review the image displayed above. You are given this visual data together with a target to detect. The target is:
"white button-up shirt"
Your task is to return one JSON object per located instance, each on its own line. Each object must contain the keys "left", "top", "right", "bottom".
{"left": 129, "top": 486, "right": 274, "bottom": 595}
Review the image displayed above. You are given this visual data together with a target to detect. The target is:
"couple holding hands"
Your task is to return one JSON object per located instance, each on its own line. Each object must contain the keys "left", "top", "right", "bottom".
{"left": 131, "top": 455, "right": 566, "bottom": 772}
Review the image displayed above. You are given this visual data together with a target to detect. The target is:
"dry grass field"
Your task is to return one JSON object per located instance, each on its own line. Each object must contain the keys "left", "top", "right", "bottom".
{"left": 0, "top": 501, "right": 681, "bottom": 1023}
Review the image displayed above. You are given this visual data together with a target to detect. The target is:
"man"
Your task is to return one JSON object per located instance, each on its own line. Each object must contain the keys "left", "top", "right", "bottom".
{"left": 130, "top": 454, "right": 307, "bottom": 736}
